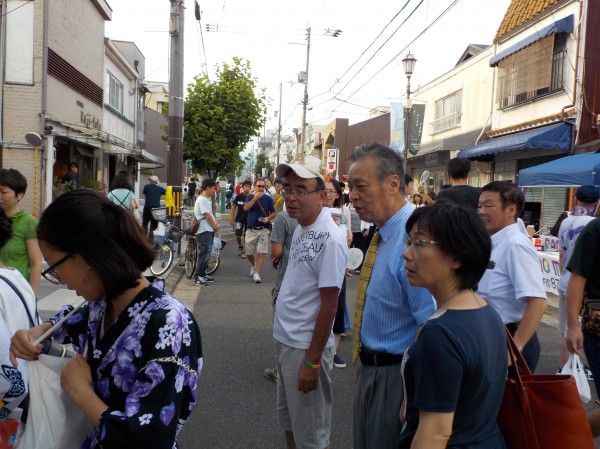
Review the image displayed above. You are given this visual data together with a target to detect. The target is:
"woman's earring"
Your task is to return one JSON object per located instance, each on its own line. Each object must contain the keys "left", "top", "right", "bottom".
{"left": 83, "top": 277, "right": 89, "bottom": 283}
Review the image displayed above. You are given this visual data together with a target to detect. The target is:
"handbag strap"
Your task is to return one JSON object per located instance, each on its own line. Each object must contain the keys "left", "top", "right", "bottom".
{"left": 504, "top": 325, "right": 533, "bottom": 376}
{"left": 0, "top": 274, "right": 37, "bottom": 328}
{"left": 256, "top": 196, "right": 269, "bottom": 218}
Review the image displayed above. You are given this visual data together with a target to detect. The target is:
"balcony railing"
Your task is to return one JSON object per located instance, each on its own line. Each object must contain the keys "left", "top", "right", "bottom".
{"left": 431, "top": 111, "right": 461, "bottom": 134}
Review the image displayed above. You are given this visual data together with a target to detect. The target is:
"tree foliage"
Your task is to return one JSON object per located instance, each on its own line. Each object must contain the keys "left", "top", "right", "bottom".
{"left": 254, "top": 151, "right": 272, "bottom": 178}
{"left": 183, "top": 58, "right": 267, "bottom": 178}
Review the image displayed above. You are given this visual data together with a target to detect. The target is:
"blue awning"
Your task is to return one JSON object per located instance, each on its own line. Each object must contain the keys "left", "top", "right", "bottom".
{"left": 518, "top": 151, "right": 600, "bottom": 187}
{"left": 489, "top": 15, "right": 574, "bottom": 66}
{"left": 458, "top": 123, "right": 572, "bottom": 159}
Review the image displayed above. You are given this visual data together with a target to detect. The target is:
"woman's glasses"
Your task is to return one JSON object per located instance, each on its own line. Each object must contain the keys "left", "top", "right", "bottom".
{"left": 41, "top": 253, "right": 73, "bottom": 284}
{"left": 404, "top": 238, "right": 439, "bottom": 252}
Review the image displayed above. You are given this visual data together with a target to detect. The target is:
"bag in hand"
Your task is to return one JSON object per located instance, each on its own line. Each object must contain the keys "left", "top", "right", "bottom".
{"left": 497, "top": 327, "right": 594, "bottom": 449}
{"left": 561, "top": 353, "right": 591, "bottom": 403}
{"left": 581, "top": 299, "right": 600, "bottom": 336}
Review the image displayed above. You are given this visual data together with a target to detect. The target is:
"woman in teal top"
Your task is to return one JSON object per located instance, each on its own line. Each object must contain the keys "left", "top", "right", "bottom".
{"left": 107, "top": 172, "right": 137, "bottom": 211}
{"left": 0, "top": 168, "right": 42, "bottom": 295}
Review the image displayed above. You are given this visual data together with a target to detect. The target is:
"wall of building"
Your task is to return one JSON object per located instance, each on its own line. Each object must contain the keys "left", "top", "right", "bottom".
{"left": 103, "top": 54, "right": 135, "bottom": 143}
{"left": 143, "top": 107, "right": 168, "bottom": 181}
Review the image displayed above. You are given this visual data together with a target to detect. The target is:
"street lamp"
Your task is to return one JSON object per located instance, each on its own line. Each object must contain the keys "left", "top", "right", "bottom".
{"left": 402, "top": 51, "right": 417, "bottom": 165}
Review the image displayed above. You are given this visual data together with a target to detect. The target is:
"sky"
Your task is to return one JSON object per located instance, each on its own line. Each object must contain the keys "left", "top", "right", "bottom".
{"left": 105, "top": 0, "right": 512, "bottom": 145}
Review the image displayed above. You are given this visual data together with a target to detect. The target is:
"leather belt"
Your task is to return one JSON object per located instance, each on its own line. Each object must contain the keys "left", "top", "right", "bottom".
{"left": 359, "top": 348, "right": 403, "bottom": 367}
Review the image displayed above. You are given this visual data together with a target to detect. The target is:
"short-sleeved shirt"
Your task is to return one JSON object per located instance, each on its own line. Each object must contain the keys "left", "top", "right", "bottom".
{"left": 361, "top": 203, "right": 436, "bottom": 355}
{"left": 399, "top": 306, "right": 507, "bottom": 449}
{"left": 437, "top": 185, "right": 481, "bottom": 209}
{"left": 477, "top": 223, "right": 547, "bottom": 324}
{"left": 558, "top": 214, "right": 595, "bottom": 292}
{"left": 194, "top": 195, "right": 215, "bottom": 234}
{"left": 245, "top": 194, "right": 275, "bottom": 228}
{"left": 0, "top": 210, "right": 38, "bottom": 280}
{"left": 107, "top": 188, "right": 135, "bottom": 210}
{"left": 232, "top": 193, "right": 249, "bottom": 223}
{"left": 567, "top": 218, "right": 600, "bottom": 299}
{"left": 142, "top": 183, "right": 166, "bottom": 208}
{"left": 273, "top": 208, "right": 347, "bottom": 349}
{"left": 270, "top": 212, "right": 298, "bottom": 289}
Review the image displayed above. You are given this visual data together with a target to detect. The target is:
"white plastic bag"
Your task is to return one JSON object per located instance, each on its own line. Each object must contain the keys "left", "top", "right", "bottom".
{"left": 15, "top": 353, "right": 92, "bottom": 449}
{"left": 211, "top": 236, "right": 221, "bottom": 261}
{"left": 561, "top": 353, "right": 591, "bottom": 403}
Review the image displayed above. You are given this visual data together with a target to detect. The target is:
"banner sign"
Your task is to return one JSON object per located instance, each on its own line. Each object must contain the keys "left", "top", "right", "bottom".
{"left": 538, "top": 251, "right": 560, "bottom": 295}
{"left": 408, "top": 104, "right": 425, "bottom": 155}
{"left": 389, "top": 102, "right": 404, "bottom": 154}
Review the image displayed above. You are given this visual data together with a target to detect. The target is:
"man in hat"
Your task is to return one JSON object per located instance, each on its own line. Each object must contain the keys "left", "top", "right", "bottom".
{"left": 558, "top": 185, "right": 599, "bottom": 368}
{"left": 142, "top": 175, "right": 166, "bottom": 239}
{"left": 273, "top": 155, "right": 347, "bottom": 449}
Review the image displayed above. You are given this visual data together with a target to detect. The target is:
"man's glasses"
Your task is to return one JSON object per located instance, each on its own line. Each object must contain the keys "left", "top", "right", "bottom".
{"left": 255, "top": 184, "right": 266, "bottom": 188}
{"left": 41, "top": 253, "right": 73, "bottom": 285}
{"left": 281, "top": 188, "right": 322, "bottom": 198}
{"left": 404, "top": 238, "right": 439, "bottom": 252}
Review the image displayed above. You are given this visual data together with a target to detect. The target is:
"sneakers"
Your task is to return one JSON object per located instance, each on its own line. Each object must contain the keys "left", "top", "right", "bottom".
{"left": 238, "top": 246, "right": 243, "bottom": 256}
{"left": 240, "top": 253, "right": 247, "bottom": 259}
{"left": 193, "top": 277, "right": 207, "bottom": 286}
{"left": 584, "top": 365, "right": 594, "bottom": 381}
{"left": 204, "top": 275, "right": 215, "bottom": 282}
{"left": 253, "top": 273, "right": 262, "bottom": 283}
{"left": 193, "top": 276, "right": 214, "bottom": 286}
{"left": 333, "top": 354, "right": 346, "bottom": 368}
{"left": 263, "top": 367, "right": 277, "bottom": 382}
{"left": 250, "top": 266, "right": 255, "bottom": 277}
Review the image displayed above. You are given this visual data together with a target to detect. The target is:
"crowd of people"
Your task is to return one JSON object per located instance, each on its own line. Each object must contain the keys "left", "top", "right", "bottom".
{"left": 1, "top": 145, "right": 599, "bottom": 448}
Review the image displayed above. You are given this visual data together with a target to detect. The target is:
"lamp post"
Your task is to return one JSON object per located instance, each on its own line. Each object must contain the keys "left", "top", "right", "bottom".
{"left": 402, "top": 51, "right": 417, "bottom": 165}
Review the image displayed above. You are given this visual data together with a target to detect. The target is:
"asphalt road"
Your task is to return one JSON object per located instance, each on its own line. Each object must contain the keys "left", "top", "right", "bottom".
{"left": 175, "top": 238, "right": 600, "bottom": 449}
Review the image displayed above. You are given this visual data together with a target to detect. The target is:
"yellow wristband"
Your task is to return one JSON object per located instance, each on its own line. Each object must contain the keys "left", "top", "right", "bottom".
{"left": 303, "top": 359, "right": 320, "bottom": 369}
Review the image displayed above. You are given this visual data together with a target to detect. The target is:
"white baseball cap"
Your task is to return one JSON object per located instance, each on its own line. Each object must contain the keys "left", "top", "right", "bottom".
{"left": 276, "top": 155, "right": 324, "bottom": 181}
{"left": 149, "top": 175, "right": 159, "bottom": 183}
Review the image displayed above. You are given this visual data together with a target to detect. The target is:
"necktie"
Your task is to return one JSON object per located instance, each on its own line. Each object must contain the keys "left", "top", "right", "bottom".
{"left": 352, "top": 231, "right": 381, "bottom": 364}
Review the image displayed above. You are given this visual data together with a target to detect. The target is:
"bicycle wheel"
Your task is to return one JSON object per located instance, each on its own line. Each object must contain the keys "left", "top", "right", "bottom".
{"left": 150, "top": 244, "right": 173, "bottom": 276}
{"left": 205, "top": 256, "right": 220, "bottom": 275}
{"left": 185, "top": 239, "right": 197, "bottom": 279}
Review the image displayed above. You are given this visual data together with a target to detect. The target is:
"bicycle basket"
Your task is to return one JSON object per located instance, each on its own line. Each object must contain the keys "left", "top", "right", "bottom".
{"left": 166, "top": 226, "right": 183, "bottom": 243}
{"left": 151, "top": 207, "right": 168, "bottom": 223}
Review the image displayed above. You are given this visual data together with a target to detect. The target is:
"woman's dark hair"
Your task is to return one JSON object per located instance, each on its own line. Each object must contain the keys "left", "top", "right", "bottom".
{"left": 110, "top": 172, "right": 130, "bottom": 190}
{"left": 328, "top": 179, "right": 343, "bottom": 208}
{"left": 412, "top": 193, "right": 423, "bottom": 204}
{"left": 0, "top": 168, "right": 28, "bottom": 195}
{"left": 0, "top": 209, "right": 13, "bottom": 249}
{"left": 37, "top": 190, "right": 155, "bottom": 300}
{"left": 406, "top": 202, "right": 491, "bottom": 291}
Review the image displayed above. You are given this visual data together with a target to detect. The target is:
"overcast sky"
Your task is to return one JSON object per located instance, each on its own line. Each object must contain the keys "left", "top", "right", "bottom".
{"left": 106, "top": 0, "right": 511, "bottom": 142}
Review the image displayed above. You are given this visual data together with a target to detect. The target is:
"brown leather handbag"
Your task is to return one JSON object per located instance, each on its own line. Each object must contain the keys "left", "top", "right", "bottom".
{"left": 497, "top": 327, "right": 594, "bottom": 449}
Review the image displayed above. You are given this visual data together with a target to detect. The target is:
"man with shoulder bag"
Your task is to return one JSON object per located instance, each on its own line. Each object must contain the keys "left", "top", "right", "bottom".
{"left": 566, "top": 214, "right": 600, "bottom": 395}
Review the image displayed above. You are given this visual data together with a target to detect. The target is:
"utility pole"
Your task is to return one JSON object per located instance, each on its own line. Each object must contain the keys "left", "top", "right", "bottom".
{"left": 299, "top": 26, "right": 311, "bottom": 158}
{"left": 167, "top": 0, "right": 185, "bottom": 186}
{"left": 276, "top": 82, "right": 282, "bottom": 166}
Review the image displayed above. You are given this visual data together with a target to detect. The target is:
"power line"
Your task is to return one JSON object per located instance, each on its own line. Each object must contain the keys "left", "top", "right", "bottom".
{"left": 195, "top": 0, "right": 209, "bottom": 77}
{"left": 2, "top": 0, "right": 34, "bottom": 17}
{"left": 329, "top": 0, "right": 413, "bottom": 90}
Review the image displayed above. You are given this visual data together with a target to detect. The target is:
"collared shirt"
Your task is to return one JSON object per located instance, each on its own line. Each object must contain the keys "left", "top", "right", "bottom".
{"left": 477, "top": 223, "right": 547, "bottom": 324}
{"left": 360, "top": 202, "right": 435, "bottom": 355}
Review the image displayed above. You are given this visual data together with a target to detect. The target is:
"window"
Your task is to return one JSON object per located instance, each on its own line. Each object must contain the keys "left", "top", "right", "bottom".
{"left": 497, "top": 34, "right": 566, "bottom": 109}
{"left": 108, "top": 72, "right": 124, "bottom": 113}
{"left": 432, "top": 90, "right": 462, "bottom": 134}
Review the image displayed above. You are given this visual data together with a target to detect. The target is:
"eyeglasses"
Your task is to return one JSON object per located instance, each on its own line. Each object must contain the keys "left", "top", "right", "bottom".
{"left": 255, "top": 184, "right": 266, "bottom": 188}
{"left": 281, "top": 188, "right": 322, "bottom": 198}
{"left": 41, "top": 253, "right": 73, "bottom": 285}
{"left": 404, "top": 237, "right": 439, "bottom": 252}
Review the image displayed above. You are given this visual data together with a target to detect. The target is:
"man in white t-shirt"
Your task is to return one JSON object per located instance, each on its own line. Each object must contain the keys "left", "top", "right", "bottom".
{"left": 273, "top": 155, "right": 347, "bottom": 449}
{"left": 193, "top": 178, "right": 220, "bottom": 286}
{"left": 557, "top": 185, "right": 599, "bottom": 367}
{"left": 477, "top": 181, "right": 547, "bottom": 371}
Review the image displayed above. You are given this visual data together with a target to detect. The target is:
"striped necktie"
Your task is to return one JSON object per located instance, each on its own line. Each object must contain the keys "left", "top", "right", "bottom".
{"left": 352, "top": 231, "right": 381, "bottom": 364}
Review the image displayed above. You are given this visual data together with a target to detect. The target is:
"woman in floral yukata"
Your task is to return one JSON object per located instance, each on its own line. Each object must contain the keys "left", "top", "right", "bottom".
{"left": 10, "top": 189, "right": 203, "bottom": 449}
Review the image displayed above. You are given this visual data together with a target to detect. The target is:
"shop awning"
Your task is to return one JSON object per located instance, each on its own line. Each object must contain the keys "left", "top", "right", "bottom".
{"left": 411, "top": 129, "right": 484, "bottom": 158}
{"left": 489, "top": 15, "right": 574, "bottom": 66}
{"left": 103, "top": 144, "right": 132, "bottom": 155}
{"left": 518, "top": 151, "right": 600, "bottom": 187}
{"left": 458, "top": 123, "right": 572, "bottom": 159}
{"left": 76, "top": 145, "right": 95, "bottom": 157}
{"left": 131, "top": 149, "right": 163, "bottom": 164}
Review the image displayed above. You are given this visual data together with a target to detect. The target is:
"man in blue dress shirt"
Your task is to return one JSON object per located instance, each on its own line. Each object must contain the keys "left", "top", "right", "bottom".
{"left": 348, "top": 142, "right": 435, "bottom": 449}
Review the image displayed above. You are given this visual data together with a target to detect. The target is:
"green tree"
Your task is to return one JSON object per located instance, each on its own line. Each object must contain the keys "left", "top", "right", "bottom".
{"left": 183, "top": 58, "right": 267, "bottom": 178}
{"left": 254, "top": 151, "right": 272, "bottom": 178}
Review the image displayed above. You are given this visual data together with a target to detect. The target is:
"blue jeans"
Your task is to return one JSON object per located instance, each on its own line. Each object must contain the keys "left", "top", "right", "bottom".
{"left": 584, "top": 330, "right": 600, "bottom": 394}
{"left": 194, "top": 231, "right": 214, "bottom": 278}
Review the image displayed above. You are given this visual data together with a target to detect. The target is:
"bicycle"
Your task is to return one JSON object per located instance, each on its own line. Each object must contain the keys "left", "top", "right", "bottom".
{"left": 150, "top": 208, "right": 186, "bottom": 276}
{"left": 181, "top": 209, "right": 221, "bottom": 279}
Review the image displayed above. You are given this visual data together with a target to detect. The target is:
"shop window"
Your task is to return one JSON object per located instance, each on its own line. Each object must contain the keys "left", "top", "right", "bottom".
{"left": 108, "top": 72, "right": 124, "bottom": 113}
{"left": 497, "top": 34, "right": 566, "bottom": 109}
{"left": 432, "top": 90, "right": 462, "bottom": 134}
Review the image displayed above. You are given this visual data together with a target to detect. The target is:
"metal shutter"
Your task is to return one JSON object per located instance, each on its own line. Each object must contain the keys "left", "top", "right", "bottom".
{"left": 541, "top": 187, "right": 567, "bottom": 233}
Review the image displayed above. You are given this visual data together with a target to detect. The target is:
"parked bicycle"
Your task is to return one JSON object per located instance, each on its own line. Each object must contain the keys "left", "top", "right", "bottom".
{"left": 149, "top": 207, "right": 186, "bottom": 276}
{"left": 181, "top": 208, "right": 224, "bottom": 279}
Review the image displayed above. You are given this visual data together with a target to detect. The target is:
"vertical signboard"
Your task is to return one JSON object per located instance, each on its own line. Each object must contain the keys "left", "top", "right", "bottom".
{"left": 408, "top": 104, "right": 425, "bottom": 156}
{"left": 389, "top": 102, "right": 405, "bottom": 154}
